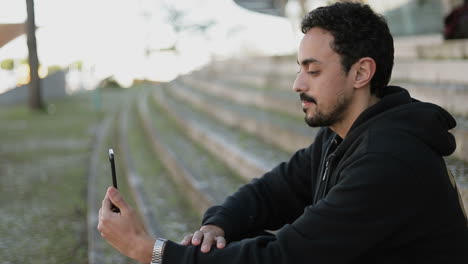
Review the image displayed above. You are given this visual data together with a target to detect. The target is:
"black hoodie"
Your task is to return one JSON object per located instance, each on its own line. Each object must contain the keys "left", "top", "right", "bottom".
{"left": 163, "top": 86, "right": 468, "bottom": 263}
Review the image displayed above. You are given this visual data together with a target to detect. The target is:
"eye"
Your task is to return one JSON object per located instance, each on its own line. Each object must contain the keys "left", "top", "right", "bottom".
{"left": 308, "top": 71, "right": 319, "bottom": 75}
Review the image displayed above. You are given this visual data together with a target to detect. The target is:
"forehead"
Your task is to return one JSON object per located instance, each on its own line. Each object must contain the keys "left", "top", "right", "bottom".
{"left": 298, "top": 27, "right": 337, "bottom": 65}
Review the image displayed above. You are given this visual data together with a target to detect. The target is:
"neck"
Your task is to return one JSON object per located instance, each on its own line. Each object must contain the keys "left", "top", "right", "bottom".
{"left": 330, "top": 92, "right": 380, "bottom": 139}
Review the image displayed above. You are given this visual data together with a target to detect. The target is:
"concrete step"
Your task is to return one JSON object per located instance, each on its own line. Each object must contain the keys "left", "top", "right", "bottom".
{"left": 137, "top": 92, "right": 213, "bottom": 214}
{"left": 181, "top": 76, "right": 301, "bottom": 118}
{"left": 392, "top": 59, "right": 468, "bottom": 85}
{"left": 168, "top": 80, "right": 316, "bottom": 153}
{"left": 193, "top": 57, "right": 468, "bottom": 161}
{"left": 202, "top": 56, "right": 297, "bottom": 79}
{"left": 388, "top": 35, "right": 468, "bottom": 60}
{"left": 200, "top": 72, "right": 295, "bottom": 92}
{"left": 445, "top": 156, "right": 468, "bottom": 214}
{"left": 138, "top": 88, "right": 245, "bottom": 207}
{"left": 389, "top": 81, "right": 468, "bottom": 162}
{"left": 416, "top": 39, "right": 468, "bottom": 60}
{"left": 204, "top": 57, "right": 468, "bottom": 88}
{"left": 202, "top": 50, "right": 468, "bottom": 87}
{"left": 201, "top": 68, "right": 468, "bottom": 122}
{"left": 184, "top": 73, "right": 468, "bottom": 163}
{"left": 393, "top": 34, "right": 443, "bottom": 59}
{"left": 125, "top": 99, "right": 200, "bottom": 241}
{"left": 174, "top": 74, "right": 468, "bottom": 213}
{"left": 155, "top": 83, "right": 291, "bottom": 181}
{"left": 87, "top": 110, "right": 141, "bottom": 263}
{"left": 179, "top": 53, "right": 468, "bottom": 212}
{"left": 87, "top": 115, "right": 114, "bottom": 264}
{"left": 118, "top": 106, "right": 164, "bottom": 237}
{"left": 390, "top": 81, "right": 468, "bottom": 118}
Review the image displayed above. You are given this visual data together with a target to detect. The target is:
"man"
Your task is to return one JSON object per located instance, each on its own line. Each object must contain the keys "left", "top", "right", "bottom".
{"left": 98, "top": 2, "right": 468, "bottom": 263}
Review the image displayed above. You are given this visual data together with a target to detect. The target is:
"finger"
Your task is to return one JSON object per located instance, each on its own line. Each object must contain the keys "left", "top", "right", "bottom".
{"left": 216, "top": 236, "right": 226, "bottom": 249}
{"left": 192, "top": 230, "right": 204, "bottom": 245}
{"left": 101, "top": 191, "right": 112, "bottom": 218}
{"left": 107, "top": 187, "right": 129, "bottom": 212}
{"left": 201, "top": 232, "right": 215, "bottom": 253}
{"left": 181, "top": 234, "right": 193, "bottom": 245}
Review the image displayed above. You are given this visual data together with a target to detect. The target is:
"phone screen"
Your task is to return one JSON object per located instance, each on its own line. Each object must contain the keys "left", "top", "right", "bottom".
{"left": 108, "top": 149, "right": 120, "bottom": 213}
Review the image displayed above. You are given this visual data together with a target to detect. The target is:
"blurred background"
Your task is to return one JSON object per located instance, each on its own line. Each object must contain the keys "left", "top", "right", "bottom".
{"left": 1, "top": 0, "right": 467, "bottom": 263}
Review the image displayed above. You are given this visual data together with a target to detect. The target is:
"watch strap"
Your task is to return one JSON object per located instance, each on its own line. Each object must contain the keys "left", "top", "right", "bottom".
{"left": 151, "top": 238, "right": 167, "bottom": 264}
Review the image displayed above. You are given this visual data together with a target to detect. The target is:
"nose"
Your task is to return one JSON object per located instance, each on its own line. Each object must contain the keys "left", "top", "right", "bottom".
{"left": 293, "top": 72, "right": 307, "bottom": 93}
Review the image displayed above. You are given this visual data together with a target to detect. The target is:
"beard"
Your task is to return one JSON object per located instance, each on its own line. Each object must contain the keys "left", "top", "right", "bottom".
{"left": 303, "top": 93, "right": 351, "bottom": 127}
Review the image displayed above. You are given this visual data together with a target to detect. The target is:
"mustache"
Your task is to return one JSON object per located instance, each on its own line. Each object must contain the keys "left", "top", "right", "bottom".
{"left": 300, "top": 93, "right": 316, "bottom": 104}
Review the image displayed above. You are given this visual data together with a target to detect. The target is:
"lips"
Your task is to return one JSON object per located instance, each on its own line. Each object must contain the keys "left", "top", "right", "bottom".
{"left": 302, "top": 101, "right": 314, "bottom": 108}
{"left": 300, "top": 93, "right": 316, "bottom": 108}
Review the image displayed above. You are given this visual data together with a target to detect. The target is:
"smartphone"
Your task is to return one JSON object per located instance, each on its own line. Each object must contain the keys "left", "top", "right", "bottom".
{"left": 108, "top": 149, "right": 120, "bottom": 213}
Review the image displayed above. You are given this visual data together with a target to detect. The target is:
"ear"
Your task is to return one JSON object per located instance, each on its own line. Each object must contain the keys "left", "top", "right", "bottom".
{"left": 353, "top": 57, "right": 376, "bottom": 89}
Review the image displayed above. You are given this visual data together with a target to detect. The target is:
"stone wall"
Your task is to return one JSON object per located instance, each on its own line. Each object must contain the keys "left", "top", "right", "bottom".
{"left": 0, "top": 70, "right": 67, "bottom": 105}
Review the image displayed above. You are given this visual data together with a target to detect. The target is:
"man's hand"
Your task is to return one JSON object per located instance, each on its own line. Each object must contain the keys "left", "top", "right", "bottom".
{"left": 97, "top": 187, "right": 155, "bottom": 263}
{"left": 181, "top": 225, "right": 226, "bottom": 253}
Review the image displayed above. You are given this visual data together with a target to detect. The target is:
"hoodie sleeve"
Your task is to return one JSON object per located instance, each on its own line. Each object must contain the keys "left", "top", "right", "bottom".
{"left": 200, "top": 128, "right": 330, "bottom": 242}
{"left": 202, "top": 143, "right": 316, "bottom": 242}
{"left": 161, "top": 153, "right": 424, "bottom": 264}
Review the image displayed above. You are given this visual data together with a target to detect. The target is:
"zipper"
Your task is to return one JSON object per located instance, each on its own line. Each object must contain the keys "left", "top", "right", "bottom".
{"left": 322, "top": 138, "right": 338, "bottom": 181}
{"left": 313, "top": 137, "right": 340, "bottom": 204}
{"left": 322, "top": 160, "right": 330, "bottom": 181}
{"left": 322, "top": 154, "right": 335, "bottom": 181}
{"left": 314, "top": 153, "right": 335, "bottom": 203}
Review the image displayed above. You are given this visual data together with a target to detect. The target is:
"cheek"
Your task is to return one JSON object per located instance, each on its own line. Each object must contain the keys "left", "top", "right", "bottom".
{"left": 317, "top": 95, "right": 335, "bottom": 112}
{"left": 335, "top": 86, "right": 347, "bottom": 98}
{"left": 327, "top": 72, "right": 349, "bottom": 97}
{"left": 319, "top": 79, "right": 347, "bottom": 108}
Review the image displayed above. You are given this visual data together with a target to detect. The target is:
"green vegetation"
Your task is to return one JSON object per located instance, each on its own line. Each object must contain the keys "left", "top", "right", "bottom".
{"left": 48, "top": 65, "right": 63, "bottom": 74}
{"left": 147, "top": 90, "right": 246, "bottom": 203}
{"left": 98, "top": 76, "right": 124, "bottom": 89}
{"left": 93, "top": 110, "right": 140, "bottom": 264}
{"left": 71, "top": 60, "right": 83, "bottom": 71}
{"left": 19, "top": 57, "right": 29, "bottom": 65}
{"left": 0, "top": 89, "right": 128, "bottom": 263}
{"left": 127, "top": 100, "right": 200, "bottom": 240}
{"left": 1, "top": 72, "right": 466, "bottom": 264}
{"left": 1, "top": 58, "right": 14, "bottom": 70}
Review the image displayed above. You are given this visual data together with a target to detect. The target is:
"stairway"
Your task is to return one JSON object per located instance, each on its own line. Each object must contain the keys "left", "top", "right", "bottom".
{"left": 87, "top": 38, "right": 468, "bottom": 262}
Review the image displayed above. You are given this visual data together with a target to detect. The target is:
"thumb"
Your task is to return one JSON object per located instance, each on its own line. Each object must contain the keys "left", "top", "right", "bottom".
{"left": 107, "top": 187, "right": 129, "bottom": 212}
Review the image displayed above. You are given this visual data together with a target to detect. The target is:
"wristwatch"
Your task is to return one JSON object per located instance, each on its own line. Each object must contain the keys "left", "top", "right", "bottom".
{"left": 151, "top": 238, "right": 167, "bottom": 264}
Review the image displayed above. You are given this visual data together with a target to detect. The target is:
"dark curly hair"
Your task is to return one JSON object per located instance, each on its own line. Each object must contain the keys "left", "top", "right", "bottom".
{"left": 301, "top": 2, "right": 394, "bottom": 97}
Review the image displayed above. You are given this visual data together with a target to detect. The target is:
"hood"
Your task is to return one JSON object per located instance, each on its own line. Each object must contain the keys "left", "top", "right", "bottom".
{"left": 347, "top": 86, "right": 457, "bottom": 156}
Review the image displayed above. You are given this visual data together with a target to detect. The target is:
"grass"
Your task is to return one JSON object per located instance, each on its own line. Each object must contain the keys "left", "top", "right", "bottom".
{"left": 127, "top": 100, "right": 200, "bottom": 241}
{"left": 0, "top": 84, "right": 249, "bottom": 262}
{"left": 4, "top": 82, "right": 464, "bottom": 264}
{"left": 0, "top": 88, "right": 129, "bottom": 263}
{"left": 92, "top": 109, "right": 140, "bottom": 264}
{"left": 147, "top": 90, "right": 245, "bottom": 203}
{"left": 0, "top": 93, "right": 97, "bottom": 263}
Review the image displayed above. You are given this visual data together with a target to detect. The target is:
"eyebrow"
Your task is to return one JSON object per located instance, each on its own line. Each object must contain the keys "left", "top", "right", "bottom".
{"left": 297, "top": 58, "right": 322, "bottom": 66}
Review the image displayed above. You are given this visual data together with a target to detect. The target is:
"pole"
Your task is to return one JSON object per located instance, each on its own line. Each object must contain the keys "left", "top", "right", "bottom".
{"left": 26, "top": 0, "right": 43, "bottom": 110}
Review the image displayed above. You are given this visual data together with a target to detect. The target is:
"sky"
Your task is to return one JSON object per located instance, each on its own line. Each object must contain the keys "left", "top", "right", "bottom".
{"left": 0, "top": 0, "right": 298, "bottom": 85}
{"left": 0, "top": 0, "right": 420, "bottom": 87}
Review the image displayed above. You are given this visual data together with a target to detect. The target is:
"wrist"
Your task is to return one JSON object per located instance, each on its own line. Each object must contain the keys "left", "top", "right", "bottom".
{"left": 131, "top": 236, "right": 155, "bottom": 264}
